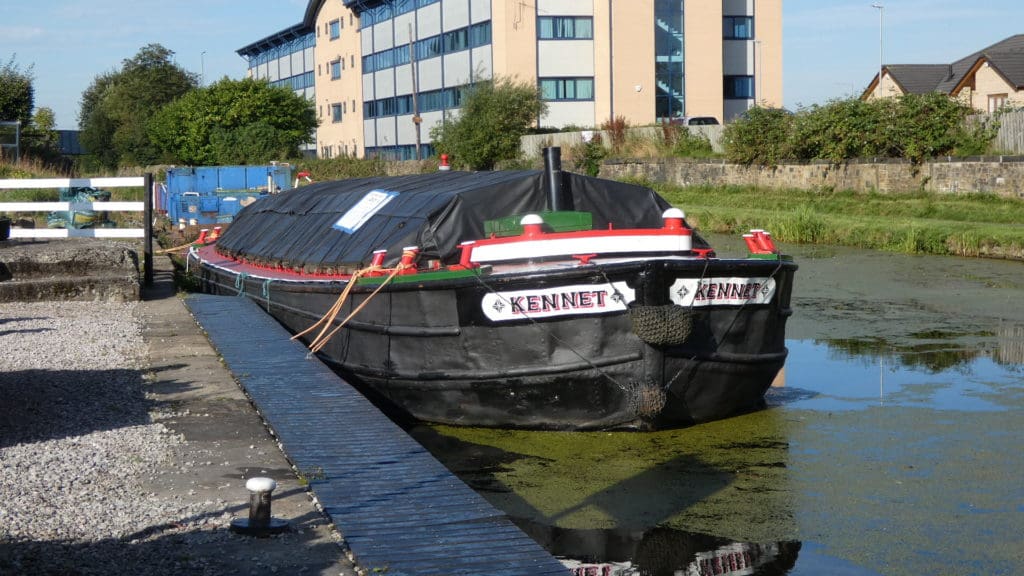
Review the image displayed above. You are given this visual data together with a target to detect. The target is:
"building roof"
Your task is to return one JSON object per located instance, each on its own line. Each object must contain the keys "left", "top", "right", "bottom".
{"left": 883, "top": 64, "right": 951, "bottom": 95}
{"left": 236, "top": 23, "right": 310, "bottom": 58}
{"left": 863, "top": 34, "right": 1024, "bottom": 98}
{"left": 940, "top": 34, "right": 1024, "bottom": 93}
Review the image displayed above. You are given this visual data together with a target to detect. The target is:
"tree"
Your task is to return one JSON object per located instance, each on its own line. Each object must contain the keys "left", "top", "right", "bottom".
{"left": 78, "top": 73, "right": 119, "bottom": 169}
{"left": 0, "top": 56, "right": 34, "bottom": 126}
{"left": 430, "top": 76, "right": 547, "bottom": 170}
{"left": 147, "top": 77, "right": 318, "bottom": 165}
{"left": 79, "top": 44, "right": 197, "bottom": 169}
{"left": 22, "top": 107, "right": 62, "bottom": 163}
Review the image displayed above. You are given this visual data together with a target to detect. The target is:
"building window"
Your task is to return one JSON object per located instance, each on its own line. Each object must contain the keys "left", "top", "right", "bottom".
{"left": 329, "top": 20, "right": 340, "bottom": 40}
{"left": 724, "top": 75, "right": 755, "bottom": 99}
{"left": 360, "top": 0, "right": 439, "bottom": 28}
{"left": 988, "top": 94, "right": 1008, "bottom": 114}
{"left": 539, "top": 77, "right": 595, "bottom": 101}
{"left": 723, "top": 16, "right": 753, "bottom": 40}
{"left": 363, "top": 21, "right": 491, "bottom": 73}
{"left": 443, "top": 28, "right": 468, "bottom": 53}
{"left": 469, "top": 21, "right": 491, "bottom": 47}
{"left": 538, "top": 16, "right": 593, "bottom": 40}
{"left": 331, "top": 103, "right": 343, "bottom": 123}
{"left": 330, "top": 60, "right": 342, "bottom": 80}
{"left": 362, "top": 86, "right": 467, "bottom": 119}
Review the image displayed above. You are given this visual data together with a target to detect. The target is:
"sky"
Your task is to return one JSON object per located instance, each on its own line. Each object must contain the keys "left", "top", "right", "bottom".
{"left": 2, "top": 0, "right": 1022, "bottom": 130}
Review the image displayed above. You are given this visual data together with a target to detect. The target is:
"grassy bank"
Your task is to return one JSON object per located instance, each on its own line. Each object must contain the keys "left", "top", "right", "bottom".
{"left": 648, "top": 182, "right": 1024, "bottom": 260}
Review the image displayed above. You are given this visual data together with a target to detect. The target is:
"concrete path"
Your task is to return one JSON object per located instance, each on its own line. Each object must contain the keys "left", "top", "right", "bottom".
{"left": 140, "top": 253, "right": 358, "bottom": 575}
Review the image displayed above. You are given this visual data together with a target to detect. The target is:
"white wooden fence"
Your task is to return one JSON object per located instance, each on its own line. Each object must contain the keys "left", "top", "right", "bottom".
{"left": 0, "top": 174, "right": 155, "bottom": 284}
{"left": 0, "top": 177, "right": 145, "bottom": 238}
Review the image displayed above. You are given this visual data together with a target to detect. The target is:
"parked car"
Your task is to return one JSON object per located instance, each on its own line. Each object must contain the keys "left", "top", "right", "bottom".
{"left": 672, "top": 116, "right": 720, "bottom": 126}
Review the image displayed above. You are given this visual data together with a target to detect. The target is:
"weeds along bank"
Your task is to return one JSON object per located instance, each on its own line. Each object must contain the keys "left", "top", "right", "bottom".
{"left": 606, "top": 158, "right": 1024, "bottom": 260}
{"left": 600, "top": 156, "right": 1024, "bottom": 199}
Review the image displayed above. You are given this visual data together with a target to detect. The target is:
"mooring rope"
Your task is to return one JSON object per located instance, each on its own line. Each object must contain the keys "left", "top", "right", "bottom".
{"left": 468, "top": 268, "right": 631, "bottom": 394}
{"left": 156, "top": 242, "right": 198, "bottom": 254}
{"left": 293, "top": 251, "right": 417, "bottom": 355}
{"left": 234, "top": 272, "right": 250, "bottom": 296}
{"left": 261, "top": 279, "right": 274, "bottom": 311}
{"left": 715, "top": 256, "right": 786, "bottom": 346}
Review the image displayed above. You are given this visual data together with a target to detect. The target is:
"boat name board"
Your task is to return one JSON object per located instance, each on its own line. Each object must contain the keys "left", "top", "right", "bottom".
{"left": 333, "top": 189, "right": 398, "bottom": 233}
{"left": 482, "top": 282, "right": 635, "bottom": 321}
{"left": 670, "top": 277, "right": 776, "bottom": 307}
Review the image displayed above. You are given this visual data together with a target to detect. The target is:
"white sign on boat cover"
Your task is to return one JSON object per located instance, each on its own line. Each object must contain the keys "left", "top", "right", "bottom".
{"left": 670, "top": 277, "right": 776, "bottom": 307}
{"left": 483, "top": 282, "right": 635, "bottom": 321}
{"left": 333, "top": 189, "right": 398, "bottom": 233}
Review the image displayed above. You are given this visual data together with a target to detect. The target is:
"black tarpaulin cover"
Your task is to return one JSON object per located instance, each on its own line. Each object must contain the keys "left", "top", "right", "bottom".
{"left": 214, "top": 170, "right": 679, "bottom": 270}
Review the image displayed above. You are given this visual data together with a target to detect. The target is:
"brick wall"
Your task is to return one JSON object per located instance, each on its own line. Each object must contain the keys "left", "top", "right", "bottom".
{"left": 600, "top": 157, "right": 1024, "bottom": 198}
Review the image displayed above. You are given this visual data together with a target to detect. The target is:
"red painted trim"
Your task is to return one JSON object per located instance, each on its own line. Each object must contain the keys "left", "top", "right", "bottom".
{"left": 468, "top": 226, "right": 691, "bottom": 250}
{"left": 195, "top": 220, "right": 699, "bottom": 282}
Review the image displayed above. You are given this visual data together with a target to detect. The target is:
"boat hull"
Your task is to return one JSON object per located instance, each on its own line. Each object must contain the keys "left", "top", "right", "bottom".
{"left": 191, "top": 253, "right": 795, "bottom": 430}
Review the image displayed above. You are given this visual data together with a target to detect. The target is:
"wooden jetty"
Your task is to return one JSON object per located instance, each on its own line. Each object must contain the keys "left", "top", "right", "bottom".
{"left": 185, "top": 294, "right": 567, "bottom": 576}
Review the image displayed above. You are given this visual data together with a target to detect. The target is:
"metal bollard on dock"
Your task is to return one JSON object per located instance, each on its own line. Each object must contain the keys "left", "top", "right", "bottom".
{"left": 230, "top": 477, "right": 289, "bottom": 536}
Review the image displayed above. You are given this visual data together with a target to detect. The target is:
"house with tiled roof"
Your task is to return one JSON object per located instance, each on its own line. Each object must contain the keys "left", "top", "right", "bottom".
{"left": 863, "top": 34, "right": 1024, "bottom": 113}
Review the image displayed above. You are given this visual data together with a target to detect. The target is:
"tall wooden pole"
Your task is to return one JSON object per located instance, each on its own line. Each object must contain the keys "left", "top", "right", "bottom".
{"left": 409, "top": 23, "right": 422, "bottom": 160}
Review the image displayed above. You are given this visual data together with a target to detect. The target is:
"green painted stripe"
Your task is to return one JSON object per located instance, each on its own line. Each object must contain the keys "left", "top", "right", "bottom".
{"left": 355, "top": 267, "right": 488, "bottom": 285}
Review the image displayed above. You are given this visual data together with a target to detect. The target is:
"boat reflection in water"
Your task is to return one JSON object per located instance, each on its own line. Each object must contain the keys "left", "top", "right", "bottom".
{"left": 410, "top": 406, "right": 801, "bottom": 575}
{"left": 516, "top": 521, "right": 800, "bottom": 575}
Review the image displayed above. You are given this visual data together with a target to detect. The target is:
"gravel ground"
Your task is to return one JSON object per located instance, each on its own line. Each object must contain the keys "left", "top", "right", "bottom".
{"left": 0, "top": 301, "right": 346, "bottom": 575}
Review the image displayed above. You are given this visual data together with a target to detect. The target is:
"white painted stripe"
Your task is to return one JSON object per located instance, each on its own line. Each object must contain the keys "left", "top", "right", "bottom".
{"left": 670, "top": 277, "right": 776, "bottom": 307}
{"left": 470, "top": 234, "right": 692, "bottom": 263}
{"left": 481, "top": 282, "right": 635, "bottom": 322}
{"left": 0, "top": 201, "right": 144, "bottom": 212}
{"left": 0, "top": 177, "right": 146, "bottom": 189}
{"left": 8, "top": 228, "right": 144, "bottom": 239}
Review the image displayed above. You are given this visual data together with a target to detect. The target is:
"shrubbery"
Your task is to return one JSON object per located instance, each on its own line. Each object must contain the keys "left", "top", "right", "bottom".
{"left": 430, "top": 76, "right": 547, "bottom": 170}
{"left": 724, "top": 93, "right": 998, "bottom": 166}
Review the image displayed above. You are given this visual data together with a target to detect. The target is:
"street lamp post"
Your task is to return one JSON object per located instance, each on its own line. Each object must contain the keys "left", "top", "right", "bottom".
{"left": 201, "top": 51, "right": 207, "bottom": 86}
{"left": 871, "top": 4, "right": 884, "bottom": 97}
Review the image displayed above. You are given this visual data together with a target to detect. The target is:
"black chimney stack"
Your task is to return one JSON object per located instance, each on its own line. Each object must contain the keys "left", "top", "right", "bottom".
{"left": 543, "top": 146, "right": 572, "bottom": 211}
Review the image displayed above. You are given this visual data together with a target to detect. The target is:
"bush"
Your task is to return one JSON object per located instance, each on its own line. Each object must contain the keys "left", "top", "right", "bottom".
{"left": 570, "top": 134, "right": 607, "bottom": 176}
{"left": 722, "top": 107, "right": 794, "bottom": 166}
{"left": 789, "top": 98, "right": 888, "bottom": 163}
{"left": 725, "top": 94, "right": 999, "bottom": 166}
{"left": 430, "top": 76, "right": 547, "bottom": 170}
{"left": 671, "top": 129, "right": 715, "bottom": 158}
{"left": 298, "top": 155, "right": 387, "bottom": 181}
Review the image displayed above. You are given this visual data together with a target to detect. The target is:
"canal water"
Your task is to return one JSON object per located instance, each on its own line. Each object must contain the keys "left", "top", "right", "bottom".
{"left": 409, "top": 239, "right": 1024, "bottom": 575}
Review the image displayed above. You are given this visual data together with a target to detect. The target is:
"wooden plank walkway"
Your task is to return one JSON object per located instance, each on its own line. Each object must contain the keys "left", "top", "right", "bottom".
{"left": 185, "top": 294, "right": 568, "bottom": 576}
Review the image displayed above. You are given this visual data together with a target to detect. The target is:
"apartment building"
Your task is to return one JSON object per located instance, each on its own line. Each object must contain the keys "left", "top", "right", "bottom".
{"left": 238, "top": 0, "right": 783, "bottom": 160}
